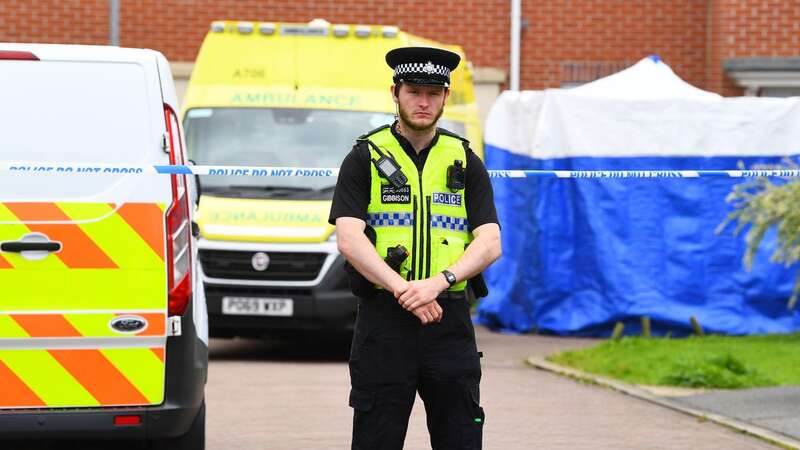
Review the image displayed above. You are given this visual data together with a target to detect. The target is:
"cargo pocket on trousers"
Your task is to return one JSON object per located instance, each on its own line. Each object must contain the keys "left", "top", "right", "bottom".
{"left": 349, "top": 387, "right": 375, "bottom": 412}
{"left": 464, "top": 383, "right": 484, "bottom": 449}
{"left": 349, "top": 387, "right": 376, "bottom": 449}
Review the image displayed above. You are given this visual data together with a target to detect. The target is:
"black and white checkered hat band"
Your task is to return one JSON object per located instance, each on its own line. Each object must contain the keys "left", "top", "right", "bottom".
{"left": 394, "top": 61, "right": 451, "bottom": 78}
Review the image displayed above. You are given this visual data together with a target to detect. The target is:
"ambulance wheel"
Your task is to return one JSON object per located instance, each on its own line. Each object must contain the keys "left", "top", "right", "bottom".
{"left": 149, "top": 401, "right": 205, "bottom": 450}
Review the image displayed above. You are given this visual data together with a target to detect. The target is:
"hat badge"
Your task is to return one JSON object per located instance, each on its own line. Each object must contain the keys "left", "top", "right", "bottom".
{"left": 422, "top": 61, "right": 436, "bottom": 74}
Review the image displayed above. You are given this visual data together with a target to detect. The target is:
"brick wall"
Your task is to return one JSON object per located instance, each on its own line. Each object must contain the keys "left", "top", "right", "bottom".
{"left": 120, "top": 0, "right": 509, "bottom": 72}
{"left": 723, "top": 0, "right": 800, "bottom": 56}
{"left": 708, "top": 0, "right": 738, "bottom": 95}
{"left": 1, "top": 0, "right": 798, "bottom": 95}
{"left": 519, "top": 0, "right": 708, "bottom": 90}
{"left": 709, "top": 0, "right": 800, "bottom": 96}
{"left": 0, "top": 0, "right": 108, "bottom": 45}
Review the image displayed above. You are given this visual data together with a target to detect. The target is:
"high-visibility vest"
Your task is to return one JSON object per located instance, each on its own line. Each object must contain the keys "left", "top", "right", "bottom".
{"left": 361, "top": 125, "right": 472, "bottom": 291}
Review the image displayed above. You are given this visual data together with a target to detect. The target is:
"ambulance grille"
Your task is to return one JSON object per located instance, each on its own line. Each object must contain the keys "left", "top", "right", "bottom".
{"left": 199, "top": 250, "right": 327, "bottom": 281}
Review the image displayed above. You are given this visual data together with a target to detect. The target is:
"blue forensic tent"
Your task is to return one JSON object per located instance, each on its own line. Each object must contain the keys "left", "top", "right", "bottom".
{"left": 476, "top": 56, "right": 800, "bottom": 336}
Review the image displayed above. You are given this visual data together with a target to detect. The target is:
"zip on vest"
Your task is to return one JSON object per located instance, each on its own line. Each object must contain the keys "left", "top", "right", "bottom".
{"left": 416, "top": 171, "right": 425, "bottom": 281}
{"left": 426, "top": 195, "right": 432, "bottom": 279}
{"left": 409, "top": 195, "right": 418, "bottom": 281}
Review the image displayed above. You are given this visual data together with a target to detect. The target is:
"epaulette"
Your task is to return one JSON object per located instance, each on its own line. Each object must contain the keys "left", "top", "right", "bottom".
{"left": 437, "top": 127, "right": 470, "bottom": 144}
{"left": 358, "top": 124, "right": 391, "bottom": 140}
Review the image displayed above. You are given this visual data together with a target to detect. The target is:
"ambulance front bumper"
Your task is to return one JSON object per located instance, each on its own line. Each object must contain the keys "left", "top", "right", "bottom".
{"left": 199, "top": 240, "right": 358, "bottom": 336}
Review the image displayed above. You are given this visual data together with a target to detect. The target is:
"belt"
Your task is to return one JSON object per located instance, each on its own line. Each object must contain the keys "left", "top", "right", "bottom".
{"left": 366, "top": 289, "right": 467, "bottom": 303}
{"left": 437, "top": 290, "right": 468, "bottom": 301}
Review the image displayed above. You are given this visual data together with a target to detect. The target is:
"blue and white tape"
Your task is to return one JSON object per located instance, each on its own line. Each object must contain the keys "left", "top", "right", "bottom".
{"left": 2, "top": 163, "right": 800, "bottom": 179}
{"left": 486, "top": 169, "right": 800, "bottom": 178}
{"left": 0, "top": 163, "right": 339, "bottom": 177}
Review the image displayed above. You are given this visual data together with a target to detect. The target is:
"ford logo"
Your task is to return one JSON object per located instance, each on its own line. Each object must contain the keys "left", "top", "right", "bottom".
{"left": 110, "top": 316, "right": 148, "bottom": 333}
{"left": 251, "top": 252, "right": 270, "bottom": 271}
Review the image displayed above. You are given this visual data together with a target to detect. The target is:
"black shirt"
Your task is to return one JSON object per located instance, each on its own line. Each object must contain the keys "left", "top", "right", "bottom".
{"left": 328, "top": 123, "right": 499, "bottom": 231}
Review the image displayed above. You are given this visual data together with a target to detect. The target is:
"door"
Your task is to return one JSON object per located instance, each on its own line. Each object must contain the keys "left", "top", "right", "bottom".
{"left": 0, "top": 50, "right": 171, "bottom": 409}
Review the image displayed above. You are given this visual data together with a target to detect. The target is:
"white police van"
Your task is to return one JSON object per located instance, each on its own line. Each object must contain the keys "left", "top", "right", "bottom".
{"left": 0, "top": 44, "right": 208, "bottom": 449}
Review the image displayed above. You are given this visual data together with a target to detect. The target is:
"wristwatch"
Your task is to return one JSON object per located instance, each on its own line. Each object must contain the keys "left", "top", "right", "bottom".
{"left": 441, "top": 270, "right": 457, "bottom": 288}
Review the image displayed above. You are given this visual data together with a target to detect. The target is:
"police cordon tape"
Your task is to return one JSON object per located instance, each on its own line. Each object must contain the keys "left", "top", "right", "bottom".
{"left": 3, "top": 163, "right": 800, "bottom": 179}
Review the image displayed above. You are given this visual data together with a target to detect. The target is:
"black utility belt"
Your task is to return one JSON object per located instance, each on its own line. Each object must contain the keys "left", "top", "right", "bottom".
{"left": 367, "top": 289, "right": 466, "bottom": 301}
{"left": 437, "top": 290, "right": 468, "bottom": 301}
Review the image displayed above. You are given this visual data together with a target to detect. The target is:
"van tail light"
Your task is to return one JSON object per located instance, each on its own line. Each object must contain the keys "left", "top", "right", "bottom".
{"left": 0, "top": 51, "right": 39, "bottom": 60}
{"left": 164, "top": 104, "right": 192, "bottom": 316}
{"left": 166, "top": 178, "right": 192, "bottom": 315}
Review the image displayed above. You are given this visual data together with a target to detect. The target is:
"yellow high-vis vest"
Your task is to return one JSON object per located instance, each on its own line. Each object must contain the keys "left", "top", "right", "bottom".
{"left": 362, "top": 125, "right": 472, "bottom": 291}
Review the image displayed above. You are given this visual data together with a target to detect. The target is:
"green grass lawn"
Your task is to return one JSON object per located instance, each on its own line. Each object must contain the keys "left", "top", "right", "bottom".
{"left": 547, "top": 334, "right": 800, "bottom": 389}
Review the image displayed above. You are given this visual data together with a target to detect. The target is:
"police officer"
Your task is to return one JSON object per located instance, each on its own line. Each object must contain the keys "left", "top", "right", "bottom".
{"left": 329, "top": 46, "right": 501, "bottom": 450}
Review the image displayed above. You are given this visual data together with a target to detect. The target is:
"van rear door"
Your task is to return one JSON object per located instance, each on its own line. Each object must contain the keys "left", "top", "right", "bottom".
{"left": 0, "top": 47, "right": 171, "bottom": 409}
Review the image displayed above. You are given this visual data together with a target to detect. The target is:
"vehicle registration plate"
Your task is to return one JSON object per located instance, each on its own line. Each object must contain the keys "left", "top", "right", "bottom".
{"left": 221, "top": 297, "right": 294, "bottom": 316}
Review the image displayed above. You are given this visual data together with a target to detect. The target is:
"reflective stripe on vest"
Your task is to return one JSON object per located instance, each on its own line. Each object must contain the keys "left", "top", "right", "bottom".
{"left": 367, "top": 212, "right": 415, "bottom": 227}
{"left": 363, "top": 127, "right": 471, "bottom": 291}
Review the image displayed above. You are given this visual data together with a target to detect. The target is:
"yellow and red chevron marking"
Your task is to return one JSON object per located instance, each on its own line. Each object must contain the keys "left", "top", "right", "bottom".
{"left": 0, "top": 312, "right": 167, "bottom": 339}
{"left": 0, "top": 201, "right": 165, "bottom": 269}
{"left": 114, "top": 203, "right": 166, "bottom": 260}
{"left": 0, "top": 360, "right": 46, "bottom": 407}
{"left": 4, "top": 203, "right": 117, "bottom": 268}
{"left": 151, "top": 347, "right": 165, "bottom": 362}
{"left": 0, "top": 201, "right": 168, "bottom": 409}
{"left": 49, "top": 349, "right": 150, "bottom": 405}
{"left": 0, "top": 347, "right": 165, "bottom": 408}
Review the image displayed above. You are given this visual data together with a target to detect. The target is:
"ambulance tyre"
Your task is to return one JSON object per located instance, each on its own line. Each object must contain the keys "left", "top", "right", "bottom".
{"left": 149, "top": 401, "right": 205, "bottom": 450}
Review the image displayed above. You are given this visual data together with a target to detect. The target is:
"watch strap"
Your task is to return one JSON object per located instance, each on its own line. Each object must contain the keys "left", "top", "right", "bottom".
{"left": 441, "top": 270, "right": 457, "bottom": 287}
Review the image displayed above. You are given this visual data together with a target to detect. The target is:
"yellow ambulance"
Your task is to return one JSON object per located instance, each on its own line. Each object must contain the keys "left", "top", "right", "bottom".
{"left": 182, "top": 19, "right": 482, "bottom": 338}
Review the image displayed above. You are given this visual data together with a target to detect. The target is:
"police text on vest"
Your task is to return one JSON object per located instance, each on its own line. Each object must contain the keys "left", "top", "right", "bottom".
{"left": 432, "top": 192, "right": 462, "bottom": 207}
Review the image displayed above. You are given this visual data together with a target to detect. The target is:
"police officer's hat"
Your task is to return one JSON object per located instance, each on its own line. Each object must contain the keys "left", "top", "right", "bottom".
{"left": 386, "top": 46, "right": 461, "bottom": 88}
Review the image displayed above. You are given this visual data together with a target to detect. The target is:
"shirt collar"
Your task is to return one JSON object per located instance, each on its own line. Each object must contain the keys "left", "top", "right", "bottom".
{"left": 390, "top": 121, "right": 440, "bottom": 158}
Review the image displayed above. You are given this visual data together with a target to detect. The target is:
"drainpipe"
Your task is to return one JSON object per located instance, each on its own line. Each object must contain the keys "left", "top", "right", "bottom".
{"left": 109, "top": 0, "right": 120, "bottom": 46}
{"left": 510, "top": 0, "right": 521, "bottom": 91}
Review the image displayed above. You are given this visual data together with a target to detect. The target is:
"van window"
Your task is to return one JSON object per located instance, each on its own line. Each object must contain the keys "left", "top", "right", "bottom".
{"left": 184, "top": 108, "right": 466, "bottom": 197}
{"left": 0, "top": 60, "right": 158, "bottom": 201}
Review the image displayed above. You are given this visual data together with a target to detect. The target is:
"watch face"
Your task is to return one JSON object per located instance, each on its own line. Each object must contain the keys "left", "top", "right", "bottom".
{"left": 444, "top": 271, "right": 456, "bottom": 285}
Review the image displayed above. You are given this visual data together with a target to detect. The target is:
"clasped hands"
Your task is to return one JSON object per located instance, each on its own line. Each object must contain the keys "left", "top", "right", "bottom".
{"left": 391, "top": 275, "right": 450, "bottom": 325}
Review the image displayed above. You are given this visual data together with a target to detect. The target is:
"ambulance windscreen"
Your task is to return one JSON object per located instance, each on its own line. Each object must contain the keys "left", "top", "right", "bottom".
{"left": 184, "top": 107, "right": 466, "bottom": 198}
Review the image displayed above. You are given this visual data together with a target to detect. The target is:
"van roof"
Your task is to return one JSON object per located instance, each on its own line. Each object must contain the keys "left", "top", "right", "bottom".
{"left": 0, "top": 43, "right": 162, "bottom": 64}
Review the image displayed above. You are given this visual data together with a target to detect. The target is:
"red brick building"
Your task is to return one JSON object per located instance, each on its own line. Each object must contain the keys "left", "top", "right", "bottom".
{"left": 2, "top": 0, "right": 798, "bottom": 101}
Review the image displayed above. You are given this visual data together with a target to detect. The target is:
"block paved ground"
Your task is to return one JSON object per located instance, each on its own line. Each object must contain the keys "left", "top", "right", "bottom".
{"left": 203, "top": 327, "right": 778, "bottom": 449}
{"left": 6, "top": 326, "right": 778, "bottom": 449}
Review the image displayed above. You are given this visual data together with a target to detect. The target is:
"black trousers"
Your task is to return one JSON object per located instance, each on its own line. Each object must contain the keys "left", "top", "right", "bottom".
{"left": 349, "top": 290, "right": 484, "bottom": 450}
